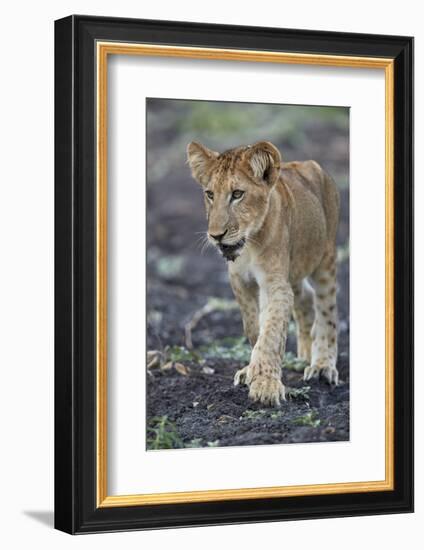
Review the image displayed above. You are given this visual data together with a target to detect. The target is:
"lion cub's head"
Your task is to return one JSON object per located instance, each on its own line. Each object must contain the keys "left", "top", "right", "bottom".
{"left": 187, "top": 141, "right": 282, "bottom": 261}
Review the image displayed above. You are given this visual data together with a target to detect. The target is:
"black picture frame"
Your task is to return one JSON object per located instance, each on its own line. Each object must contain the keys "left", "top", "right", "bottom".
{"left": 55, "top": 14, "right": 414, "bottom": 534}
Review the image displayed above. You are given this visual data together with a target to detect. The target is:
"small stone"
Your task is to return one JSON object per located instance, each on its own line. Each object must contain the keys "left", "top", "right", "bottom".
{"left": 202, "top": 366, "right": 215, "bottom": 375}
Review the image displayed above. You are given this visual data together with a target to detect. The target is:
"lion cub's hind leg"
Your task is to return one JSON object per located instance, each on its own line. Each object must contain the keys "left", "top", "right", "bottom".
{"left": 304, "top": 251, "right": 339, "bottom": 385}
{"left": 292, "top": 280, "right": 315, "bottom": 364}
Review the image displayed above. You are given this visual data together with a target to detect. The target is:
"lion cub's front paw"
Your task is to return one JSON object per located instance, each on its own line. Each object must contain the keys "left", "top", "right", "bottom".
{"left": 248, "top": 376, "right": 286, "bottom": 406}
{"left": 234, "top": 362, "right": 286, "bottom": 407}
{"left": 303, "top": 364, "right": 339, "bottom": 385}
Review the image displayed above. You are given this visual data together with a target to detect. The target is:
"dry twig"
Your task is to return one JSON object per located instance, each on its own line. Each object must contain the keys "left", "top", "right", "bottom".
{"left": 185, "top": 298, "right": 238, "bottom": 349}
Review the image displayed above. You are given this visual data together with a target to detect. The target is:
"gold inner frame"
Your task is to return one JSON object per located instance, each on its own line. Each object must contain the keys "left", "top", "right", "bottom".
{"left": 96, "top": 42, "right": 395, "bottom": 508}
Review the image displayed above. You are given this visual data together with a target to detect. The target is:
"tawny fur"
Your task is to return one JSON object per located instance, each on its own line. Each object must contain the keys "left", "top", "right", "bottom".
{"left": 187, "top": 141, "right": 340, "bottom": 406}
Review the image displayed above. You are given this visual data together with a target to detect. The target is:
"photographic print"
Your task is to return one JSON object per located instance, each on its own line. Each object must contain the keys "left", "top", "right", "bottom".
{"left": 55, "top": 17, "right": 413, "bottom": 533}
{"left": 146, "top": 98, "right": 350, "bottom": 450}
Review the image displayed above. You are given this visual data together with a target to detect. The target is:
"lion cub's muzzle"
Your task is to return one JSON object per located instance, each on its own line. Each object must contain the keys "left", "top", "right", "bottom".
{"left": 218, "top": 238, "right": 245, "bottom": 262}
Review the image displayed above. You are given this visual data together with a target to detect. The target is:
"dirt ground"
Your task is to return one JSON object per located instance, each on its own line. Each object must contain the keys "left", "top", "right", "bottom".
{"left": 146, "top": 100, "right": 349, "bottom": 450}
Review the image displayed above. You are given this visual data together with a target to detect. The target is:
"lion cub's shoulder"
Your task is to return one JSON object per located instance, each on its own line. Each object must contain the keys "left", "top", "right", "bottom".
{"left": 281, "top": 159, "right": 324, "bottom": 181}
{"left": 281, "top": 160, "right": 337, "bottom": 200}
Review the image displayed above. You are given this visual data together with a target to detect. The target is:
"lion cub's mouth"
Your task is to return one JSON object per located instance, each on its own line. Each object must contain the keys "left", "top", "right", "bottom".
{"left": 218, "top": 238, "right": 245, "bottom": 262}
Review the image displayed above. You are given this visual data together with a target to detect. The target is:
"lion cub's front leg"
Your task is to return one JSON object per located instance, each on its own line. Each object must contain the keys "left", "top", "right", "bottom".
{"left": 229, "top": 273, "right": 259, "bottom": 348}
{"left": 231, "top": 270, "right": 293, "bottom": 406}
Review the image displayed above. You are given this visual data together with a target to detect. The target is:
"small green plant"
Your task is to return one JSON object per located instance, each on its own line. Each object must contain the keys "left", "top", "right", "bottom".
{"left": 165, "top": 345, "right": 201, "bottom": 363}
{"left": 147, "top": 416, "right": 183, "bottom": 450}
{"left": 185, "top": 438, "right": 203, "bottom": 448}
{"left": 283, "top": 351, "right": 308, "bottom": 372}
{"left": 184, "top": 438, "right": 220, "bottom": 449}
{"left": 241, "top": 409, "right": 267, "bottom": 420}
{"left": 241, "top": 409, "right": 283, "bottom": 421}
{"left": 292, "top": 410, "right": 321, "bottom": 428}
{"left": 200, "top": 336, "right": 251, "bottom": 363}
{"left": 286, "top": 385, "right": 311, "bottom": 401}
{"left": 165, "top": 336, "right": 250, "bottom": 365}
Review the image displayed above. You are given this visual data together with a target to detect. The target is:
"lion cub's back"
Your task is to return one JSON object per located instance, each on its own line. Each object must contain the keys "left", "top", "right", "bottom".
{"left": 281, "top": 160, "right": 340, "bottom": 244}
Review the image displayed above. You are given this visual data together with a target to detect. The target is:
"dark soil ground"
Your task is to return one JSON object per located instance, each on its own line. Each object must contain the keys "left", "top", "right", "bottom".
{"left": 146, "top": 102, "right": 349, "bottom": 450}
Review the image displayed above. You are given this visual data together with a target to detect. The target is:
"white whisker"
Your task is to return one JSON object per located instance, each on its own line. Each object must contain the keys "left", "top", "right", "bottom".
{"left": 200, "top": 237, "right": 212, "bottom": 256}
{"left": 194, "top": 236, "right": 206, "bottom": 251}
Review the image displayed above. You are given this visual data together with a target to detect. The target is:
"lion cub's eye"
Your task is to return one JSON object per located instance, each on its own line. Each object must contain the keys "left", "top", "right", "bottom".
{"left": 231, "top": 190, "right": 244, "bottom": 201}
{"left": 205, "top": 191, "right": 214, "bottom": 201}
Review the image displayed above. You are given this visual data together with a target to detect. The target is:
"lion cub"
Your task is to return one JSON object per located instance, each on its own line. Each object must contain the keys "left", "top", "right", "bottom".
{"left": 187, "top": 141, "right": 340, "bottom": 406}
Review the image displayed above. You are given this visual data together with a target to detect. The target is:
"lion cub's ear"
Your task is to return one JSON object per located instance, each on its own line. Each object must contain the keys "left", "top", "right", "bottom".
{"left": 245, "top": 141, "right": 282, "bottom": 186}
{"left": 186, "top": 142, "right": 218, "bottom": 186}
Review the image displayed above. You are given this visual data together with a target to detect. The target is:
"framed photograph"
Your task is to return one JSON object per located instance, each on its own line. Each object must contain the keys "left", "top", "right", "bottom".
{"left": 54, "top": 15, "right": 413, "bottom": 534}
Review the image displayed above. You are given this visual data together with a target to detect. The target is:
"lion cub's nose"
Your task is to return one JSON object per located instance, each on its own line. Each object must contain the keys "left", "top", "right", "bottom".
{"left": 209, "top": 230, "right": 227, "bottom": 242}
